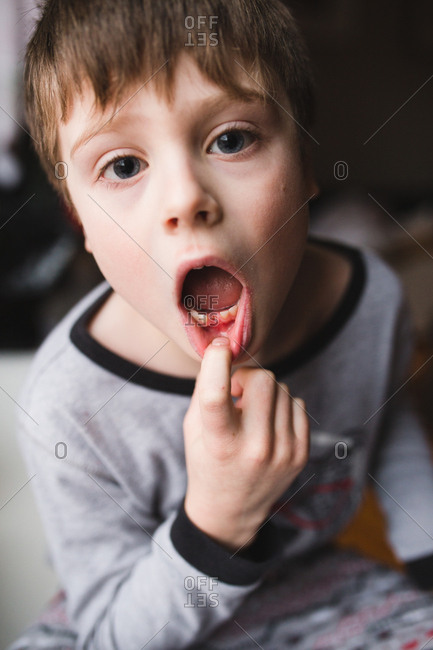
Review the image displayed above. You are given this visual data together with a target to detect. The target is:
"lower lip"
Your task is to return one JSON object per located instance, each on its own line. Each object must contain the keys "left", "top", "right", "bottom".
{"left": 180, "top": 287, "right": 252, "bottom": 362}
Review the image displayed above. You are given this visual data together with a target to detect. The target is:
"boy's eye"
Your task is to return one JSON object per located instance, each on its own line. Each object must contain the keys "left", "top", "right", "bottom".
{"left": 103, "top": 156, "right": 144, "bottom": 180}
{"left": 208, "top": 130, "right": 255, "bottom": 155}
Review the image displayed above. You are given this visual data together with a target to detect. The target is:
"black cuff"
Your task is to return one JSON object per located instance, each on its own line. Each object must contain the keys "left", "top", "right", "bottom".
{"left": 405, "top": 553, "right": 433, "bottom": 590}
{"left": 170, "top": 502, "right": 291, "bottom": 586}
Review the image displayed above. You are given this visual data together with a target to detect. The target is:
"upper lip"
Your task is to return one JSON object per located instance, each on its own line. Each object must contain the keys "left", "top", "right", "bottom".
{"left": 175, "top": 254, "right": 247, "bottom": 311}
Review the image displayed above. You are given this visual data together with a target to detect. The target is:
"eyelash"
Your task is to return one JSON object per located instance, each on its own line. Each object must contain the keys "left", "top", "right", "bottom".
{"left": 207, "top": 125, "right": 261, "bottom": 156}
{"left": 97, "top": 154, "right": 142, "bottom": 181}
{"left": 97, "top": 125, "right": 261, "bottom": 188}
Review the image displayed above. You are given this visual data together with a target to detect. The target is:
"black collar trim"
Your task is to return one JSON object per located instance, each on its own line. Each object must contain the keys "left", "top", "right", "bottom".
{"left": 70, "top": 238, "right": 366, "bottom": 396}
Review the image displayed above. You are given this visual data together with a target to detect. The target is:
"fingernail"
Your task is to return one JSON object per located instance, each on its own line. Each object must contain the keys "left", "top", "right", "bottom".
{"left": 212, "top": 336, "right": 230, "bottom": 347}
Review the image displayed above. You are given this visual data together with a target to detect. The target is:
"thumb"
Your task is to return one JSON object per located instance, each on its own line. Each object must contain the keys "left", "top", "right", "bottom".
{"left": 197, "top": 336, "right": 234, "bottom": 437}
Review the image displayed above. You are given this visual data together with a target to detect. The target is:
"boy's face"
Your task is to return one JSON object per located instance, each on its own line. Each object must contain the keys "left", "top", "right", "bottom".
{"left": 59, "top": 55, "right": 316, "bottom": 366}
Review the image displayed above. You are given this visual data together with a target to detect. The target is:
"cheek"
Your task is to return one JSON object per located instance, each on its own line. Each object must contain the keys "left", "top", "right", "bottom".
{"left": 90, "top": 236, "right": 166, "bottom": 320}
{"left": 66, "top": 181, "right": 173, "bottom": 321}
{"left": 92, "top": 237, "right": 145, "bottom": 300}
{"left": 242, "top": 158, "right": 308, "bottom": 305}
{"left": 77, "top": 212, "right": 172, "bottom": 322}
{"left": 242, "top": 155, "right": 306, "bottom": 247}
{"left": 70, "top": 194, "right": 144, "bottom": 285}
{"left": 94, "top": 239, "right": 141, "bottom": 284}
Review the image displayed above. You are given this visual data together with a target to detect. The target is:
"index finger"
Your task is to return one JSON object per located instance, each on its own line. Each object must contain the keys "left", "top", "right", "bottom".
{"left": 197, "top": 336, "right": 234, "bottom": 436}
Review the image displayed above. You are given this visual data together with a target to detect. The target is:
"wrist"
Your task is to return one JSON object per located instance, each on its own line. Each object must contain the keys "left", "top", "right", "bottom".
{"left": 171, "top": 504, "right": 282, "bottom": 587}
{"left": 184, "top": 496, "right": 259, "bottom": 552}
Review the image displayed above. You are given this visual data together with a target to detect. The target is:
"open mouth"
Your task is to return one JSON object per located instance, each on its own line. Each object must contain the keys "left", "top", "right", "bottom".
{"left": 178, "top": 263, "right": 252, "bottom": 361}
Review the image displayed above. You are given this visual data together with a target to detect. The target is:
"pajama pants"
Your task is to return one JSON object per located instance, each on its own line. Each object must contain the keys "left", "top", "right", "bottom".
{"left": 7, "top": 545, "right": 433, "bottom": 650}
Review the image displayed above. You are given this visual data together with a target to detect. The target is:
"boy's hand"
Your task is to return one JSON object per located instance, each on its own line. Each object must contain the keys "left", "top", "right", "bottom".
{"left": 183, "top": 337, "right": 310, "bottom": 552}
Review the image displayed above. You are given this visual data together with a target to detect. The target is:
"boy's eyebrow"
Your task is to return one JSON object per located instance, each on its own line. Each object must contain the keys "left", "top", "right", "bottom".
{"left": 70, "top": 89, "right": 267, "bottom": 159}
{"left": 70, "top": 118, "right": 125, "bottom": 159}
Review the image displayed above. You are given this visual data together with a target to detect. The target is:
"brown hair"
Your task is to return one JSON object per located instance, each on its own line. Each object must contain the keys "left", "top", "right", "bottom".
{"left": 25, "top": 0, "right": 315, "bottom": 199}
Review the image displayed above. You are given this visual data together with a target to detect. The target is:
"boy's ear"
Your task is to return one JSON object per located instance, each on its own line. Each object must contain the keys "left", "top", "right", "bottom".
{"left": 308, "top": 175, "right": 320, "bottom": 198}
{"left": 302, "top": 153, "right": 320, "bottom": 198}
{"left": 83, "top": 228, "right": 93, "bottom": 254}
{"left": 62, "top": 197, "right": 93, "bottom": 252}
{"left": 302, "top": 164, "right": 319, "bottom": 199}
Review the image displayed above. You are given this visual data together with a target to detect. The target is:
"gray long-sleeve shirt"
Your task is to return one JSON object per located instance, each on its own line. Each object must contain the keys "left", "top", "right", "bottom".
{"left": 16, "top": 238, "right": 433, "bottom": 649}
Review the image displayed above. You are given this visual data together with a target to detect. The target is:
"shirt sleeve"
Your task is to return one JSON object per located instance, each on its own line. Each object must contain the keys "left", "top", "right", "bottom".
{"left": 16, "top": 409, "right": 281, "bottom": 650}
{"left": 368, "top": 292, "right": 433, "bottom": 588}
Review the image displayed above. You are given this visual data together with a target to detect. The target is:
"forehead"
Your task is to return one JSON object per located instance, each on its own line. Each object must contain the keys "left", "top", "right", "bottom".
{"left": 59, "top": 55, "right": 293, "bottom": 160}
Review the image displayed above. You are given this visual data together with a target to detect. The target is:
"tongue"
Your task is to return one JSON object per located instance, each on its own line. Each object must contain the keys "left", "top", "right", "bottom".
{"left": 183, "top": 266, "right": 242, "bottom": 311}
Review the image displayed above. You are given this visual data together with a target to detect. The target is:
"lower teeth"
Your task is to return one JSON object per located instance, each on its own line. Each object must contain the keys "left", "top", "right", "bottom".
{"left": 189, "top": 301, "right": 239, "bottom": 326}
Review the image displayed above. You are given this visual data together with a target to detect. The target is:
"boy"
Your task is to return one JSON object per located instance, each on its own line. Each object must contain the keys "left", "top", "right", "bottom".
{"left": 10, "top": 0, "right": 433, "bottom": 648}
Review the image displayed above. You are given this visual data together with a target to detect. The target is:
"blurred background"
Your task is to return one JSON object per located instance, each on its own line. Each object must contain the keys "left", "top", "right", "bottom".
{"left": 1, "top": 0, "right": 433, "bottom": 647}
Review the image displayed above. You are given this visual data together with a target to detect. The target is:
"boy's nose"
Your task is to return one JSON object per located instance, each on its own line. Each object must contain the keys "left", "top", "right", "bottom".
{"left": 159, "top": 160, "right": 222, "bottom": 232}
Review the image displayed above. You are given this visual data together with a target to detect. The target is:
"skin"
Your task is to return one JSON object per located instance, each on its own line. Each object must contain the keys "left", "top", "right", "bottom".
{"left": 184, "top": 337, "right": 309, "bottom": 550}
{"left": 58, "top": 54, "right": 320, "bottom": 549}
